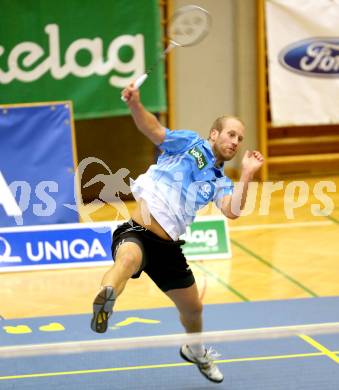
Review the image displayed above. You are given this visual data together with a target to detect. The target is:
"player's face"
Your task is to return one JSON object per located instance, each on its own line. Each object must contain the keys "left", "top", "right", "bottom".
{"left": 212, "top": 118, "right": 244, "bottom": 162}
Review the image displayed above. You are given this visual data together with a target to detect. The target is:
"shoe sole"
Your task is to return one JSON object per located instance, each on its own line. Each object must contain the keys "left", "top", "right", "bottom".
{"left": 180, "top": 347, "right": 224, "bottom": 384}
{"left": 91, "top": 286, "right": 116, "bottom": 333}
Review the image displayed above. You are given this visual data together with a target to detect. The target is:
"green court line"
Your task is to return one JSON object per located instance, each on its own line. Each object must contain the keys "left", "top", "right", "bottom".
{"left": 231, "top": 239, "right": 318, "bottom": 297}
{"left": 192, "top": 262, "right": 249, "bottom": 302}
{"left": 315, "top": 209, "right": 339, "bottom": 225}
{"left": 325, "top": 214, "right": 339, "bottom": 225}
{"left": 1, "top": 350, "right": 337, "bottom": 380}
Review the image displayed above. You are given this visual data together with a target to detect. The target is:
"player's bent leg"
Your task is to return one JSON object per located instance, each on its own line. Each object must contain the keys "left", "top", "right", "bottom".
{"left": 101, "top": 242, "right": 143, "bottom": 296}
{"left": 91, "top": 242, "right": 143, "bottom": 333}
{"left": 166, "top": 284, "right": 224, "bottom": 383}
{"left": 166, "top": 284, "right": 203, "bottom": 332}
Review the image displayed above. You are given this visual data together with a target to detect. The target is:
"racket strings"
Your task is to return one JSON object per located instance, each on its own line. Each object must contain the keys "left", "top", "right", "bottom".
{"left": 168, "top": 6, "right": 211, "bottom": 47}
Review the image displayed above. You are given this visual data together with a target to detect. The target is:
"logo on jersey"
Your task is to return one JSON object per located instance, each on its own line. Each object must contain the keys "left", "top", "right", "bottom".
{"left": 189, "top": 147, "right": 207, "bottom": 170}
{"left": 198, "top": 183, "right": 212, "bottom": 200}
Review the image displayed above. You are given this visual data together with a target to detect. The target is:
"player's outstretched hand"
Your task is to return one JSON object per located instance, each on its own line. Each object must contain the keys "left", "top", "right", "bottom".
{"left": 241, "top": 150, "right": 264, "bottom": 176}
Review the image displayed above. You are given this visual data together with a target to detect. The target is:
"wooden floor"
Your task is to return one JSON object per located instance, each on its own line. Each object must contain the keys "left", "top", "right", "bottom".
{"left": 1, "top": 176, "right": 338, "bottom": 319}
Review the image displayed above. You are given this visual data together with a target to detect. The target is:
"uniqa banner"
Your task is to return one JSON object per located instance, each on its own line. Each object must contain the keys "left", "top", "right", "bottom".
{"left": 265, "top": 0, "right": 339, "bottom": 126}
{"left": 0, "top": 217, "right": 231, "bottom": 272}
{"left": 0, "top": 0, "right": 166, "bottom": 119}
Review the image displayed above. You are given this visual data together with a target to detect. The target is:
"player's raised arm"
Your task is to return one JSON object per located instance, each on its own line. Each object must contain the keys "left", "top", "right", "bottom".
{"left": 122, "top": 83, "right": 166, "bottom": 145}
{"left": 221, "top": 150, "right": 264, "bottom": 219}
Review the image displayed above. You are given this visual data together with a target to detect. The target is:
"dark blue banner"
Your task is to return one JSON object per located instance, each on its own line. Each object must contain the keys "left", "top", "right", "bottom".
{"left": 0, "top": 223, "right": 114, "bottom": 272}
{"left": 0, "top": 102, "right": 78, "bottom": 227}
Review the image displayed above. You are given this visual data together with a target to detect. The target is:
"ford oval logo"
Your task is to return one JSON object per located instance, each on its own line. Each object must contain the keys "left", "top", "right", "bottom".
{"left": 279, "top": 38, "right": 339, "bottom": 77}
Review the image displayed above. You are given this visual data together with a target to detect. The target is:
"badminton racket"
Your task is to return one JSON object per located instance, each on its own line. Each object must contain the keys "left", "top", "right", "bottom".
{"left": 122, "top": 4, "right": 211, "bottom": 101}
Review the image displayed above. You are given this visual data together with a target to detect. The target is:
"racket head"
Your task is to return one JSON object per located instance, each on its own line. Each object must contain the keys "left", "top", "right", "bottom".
{"left": 167, "top": 5, "right": 211, "bottom": 47}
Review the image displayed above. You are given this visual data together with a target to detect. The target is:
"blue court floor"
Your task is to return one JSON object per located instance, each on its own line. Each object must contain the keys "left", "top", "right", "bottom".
{"left": 1, "top": 297, "right": 339, "bottom": 389}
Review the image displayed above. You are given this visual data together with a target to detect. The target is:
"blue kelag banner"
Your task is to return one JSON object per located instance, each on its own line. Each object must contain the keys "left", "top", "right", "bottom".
{"left": 0, "top": 102, "right": 79, "bottom": 227}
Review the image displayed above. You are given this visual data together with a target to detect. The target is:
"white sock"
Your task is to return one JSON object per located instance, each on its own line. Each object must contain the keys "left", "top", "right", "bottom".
{"left": 188, "top": 343, "right": 206, "bottom": 357}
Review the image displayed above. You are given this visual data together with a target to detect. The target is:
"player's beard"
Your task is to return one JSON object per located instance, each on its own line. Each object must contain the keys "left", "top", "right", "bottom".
{"left": 214, "top": 143, "right": 236, "bottom": 162}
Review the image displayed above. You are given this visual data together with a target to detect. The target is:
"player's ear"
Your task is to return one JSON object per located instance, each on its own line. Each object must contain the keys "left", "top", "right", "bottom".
{"left": 209, "top": 128, "right": 218, "bottom": 141}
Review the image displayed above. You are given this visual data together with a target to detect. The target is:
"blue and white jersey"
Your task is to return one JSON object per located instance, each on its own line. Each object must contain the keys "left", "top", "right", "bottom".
{"left": 131, "top": 129, "right": 233, "bottom": 240}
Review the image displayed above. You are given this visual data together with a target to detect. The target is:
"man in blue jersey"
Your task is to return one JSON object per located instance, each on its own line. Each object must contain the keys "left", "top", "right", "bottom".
{"left": 91, "top": 83, "right": 264, "bottom": 383}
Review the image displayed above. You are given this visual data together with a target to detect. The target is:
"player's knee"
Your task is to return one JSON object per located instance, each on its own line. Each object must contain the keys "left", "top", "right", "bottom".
{"left": 184, "top": 301, "right": 203, "bottom": 319}
{"left": 117, "top": 252, "right": 142, "bottom": 275}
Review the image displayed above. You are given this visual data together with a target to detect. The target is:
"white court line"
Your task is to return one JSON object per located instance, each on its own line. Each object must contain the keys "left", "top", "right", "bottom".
{"left": 231, "top": 221, "right": 333, "bottom": 232}
{"left": 0, "top": 321, "right": 338, "bottom": 358}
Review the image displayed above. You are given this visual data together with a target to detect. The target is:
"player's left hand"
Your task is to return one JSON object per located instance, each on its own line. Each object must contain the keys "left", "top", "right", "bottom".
{"left": 241, "top": 150, "right": 264, "bottom": 175}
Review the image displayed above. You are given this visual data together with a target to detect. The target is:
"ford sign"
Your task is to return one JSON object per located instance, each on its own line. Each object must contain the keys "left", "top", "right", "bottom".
{"left": 278, "top": 38, "right": 339, "bottom": 77}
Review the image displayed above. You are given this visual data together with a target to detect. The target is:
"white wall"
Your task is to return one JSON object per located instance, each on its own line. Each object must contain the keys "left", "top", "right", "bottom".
{"left": 172, "top": 0, "right": 257, "bottom": 169}
{"left": 234, "top": 0, "right": 258, "bottom": 166}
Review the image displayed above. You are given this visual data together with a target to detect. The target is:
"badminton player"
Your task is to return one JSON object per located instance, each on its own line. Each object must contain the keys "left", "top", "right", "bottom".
{"left": 91, "top": 83, "right": 264, "bottom": 383}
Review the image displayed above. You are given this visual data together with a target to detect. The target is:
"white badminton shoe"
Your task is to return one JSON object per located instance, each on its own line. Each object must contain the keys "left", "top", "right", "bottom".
{"left": 91, "top": 286, "right": 116, "bottom": 333}
{"left": 180, "top": 344, "right": 224, "bottom": 383}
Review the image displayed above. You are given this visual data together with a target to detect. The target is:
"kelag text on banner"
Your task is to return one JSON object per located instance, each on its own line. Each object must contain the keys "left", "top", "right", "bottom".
{"left": 0, "top": 0, "right": 166, "bottom": 119}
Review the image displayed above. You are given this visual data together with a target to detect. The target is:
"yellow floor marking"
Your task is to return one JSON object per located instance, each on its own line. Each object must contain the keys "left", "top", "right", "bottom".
{"left": 299, "top": 334, "right": 339, "bottom": 364}
{"left": 113, "top": 317, "right": 161, "bottom": 327}
{"left": 39, "top": 323, "right": 65, "bottom": 332}
{"left": 0, "top": 350, "right": 335, "bottom": 381}
{"left": 2, "top": 325, "right": 32, "bottom": 334}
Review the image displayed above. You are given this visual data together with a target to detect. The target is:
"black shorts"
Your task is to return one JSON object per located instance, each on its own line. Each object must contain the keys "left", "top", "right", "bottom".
{"left": 111, "top": 220, "right": 195, "bottom": 292}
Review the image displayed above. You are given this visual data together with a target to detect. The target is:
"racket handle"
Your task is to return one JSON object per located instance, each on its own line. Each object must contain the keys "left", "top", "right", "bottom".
{"left": 135, "top": 73, "right": 148, "bottom": 88}
{"left": 121, "top": 73, "right": 149, "bottom": 102}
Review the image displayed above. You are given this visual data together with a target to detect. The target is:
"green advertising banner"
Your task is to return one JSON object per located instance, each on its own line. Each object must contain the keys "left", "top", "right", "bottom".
{"left": 0, "top": 0, "right": 166, "bottom": 119}
{"left": 181, "top": 216, "right": 232, "bottom": 260}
